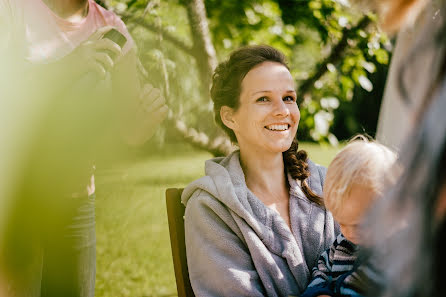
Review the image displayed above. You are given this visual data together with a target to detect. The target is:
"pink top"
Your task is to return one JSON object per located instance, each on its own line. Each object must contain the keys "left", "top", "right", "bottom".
{"left": 15, "top": 0, "right": 135, "bottom": 62}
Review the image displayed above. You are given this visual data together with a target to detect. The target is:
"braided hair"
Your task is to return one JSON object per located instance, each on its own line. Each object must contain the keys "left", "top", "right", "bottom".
{"left": 210, "top": 45, "right": 324, "bottom": 206}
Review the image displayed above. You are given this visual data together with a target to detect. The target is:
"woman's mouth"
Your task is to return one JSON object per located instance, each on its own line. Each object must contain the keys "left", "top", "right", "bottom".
{"left": 265, "top": 124, "right": 290, "bottom": 131}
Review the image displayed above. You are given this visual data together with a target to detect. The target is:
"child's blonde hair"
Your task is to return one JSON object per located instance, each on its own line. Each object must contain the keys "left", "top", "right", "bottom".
{"left": 324, "top": 136, "right": 398, "bottom": 216}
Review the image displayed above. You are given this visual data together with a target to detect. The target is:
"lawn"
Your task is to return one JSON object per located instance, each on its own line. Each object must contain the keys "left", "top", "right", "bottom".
{"left": 95, "top": 142, "right": 341, "bottom": 297}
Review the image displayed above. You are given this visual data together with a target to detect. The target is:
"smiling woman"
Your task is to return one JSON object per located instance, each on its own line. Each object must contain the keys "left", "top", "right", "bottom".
{"left": 181, "top": 45, "right": 340, "bottom": 297}
{"left": 220, "top": 61, "right": 299, "bottom": 155}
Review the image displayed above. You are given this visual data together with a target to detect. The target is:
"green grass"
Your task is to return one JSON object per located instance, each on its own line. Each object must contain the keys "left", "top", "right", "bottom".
{"left": 95, "top": 143, "right": 342, "bottom": 297}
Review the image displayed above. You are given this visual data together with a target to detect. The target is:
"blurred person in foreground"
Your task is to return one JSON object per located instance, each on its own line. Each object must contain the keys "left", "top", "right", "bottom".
{"left": 361, "top": 63, "right": 446, "bottom": 297}
{"left": 301, "top": 139, "right": 398, "bottom": 297}
{"left": 0, "top": 0, "right": 167, "bottom": 296}
{"left": 349, "top": 0, "right": 446, "bottom": 296}
{"left": 372, "top": 0, "right": 446, "bottom": 149}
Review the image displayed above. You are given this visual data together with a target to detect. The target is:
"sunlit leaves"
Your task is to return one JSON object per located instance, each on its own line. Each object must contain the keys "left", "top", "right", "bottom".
{"left": 102, "top": 0, "right": 392, "bottom": 143}
{"left": 374, "top": 48, "right": 389, "bottom": 64}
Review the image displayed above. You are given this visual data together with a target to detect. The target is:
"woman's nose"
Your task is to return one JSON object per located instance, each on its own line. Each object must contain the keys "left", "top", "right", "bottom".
{"left": 273, "top": 99, "right": 289, "bottom": 116}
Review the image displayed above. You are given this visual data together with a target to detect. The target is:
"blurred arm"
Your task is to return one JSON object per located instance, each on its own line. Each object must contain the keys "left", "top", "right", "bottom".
{"left": 111, "top": 48, "right": 168, "bottom": 146}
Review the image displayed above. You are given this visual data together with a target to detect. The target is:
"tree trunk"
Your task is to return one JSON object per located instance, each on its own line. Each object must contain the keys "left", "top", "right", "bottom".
{"left": 184, "top": 0, "right": 218, "bottom": 98}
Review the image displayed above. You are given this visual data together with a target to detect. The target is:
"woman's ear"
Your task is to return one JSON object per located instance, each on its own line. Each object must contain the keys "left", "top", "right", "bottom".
{"left": 220, "top": 106, "right": 237, "bottom": 130}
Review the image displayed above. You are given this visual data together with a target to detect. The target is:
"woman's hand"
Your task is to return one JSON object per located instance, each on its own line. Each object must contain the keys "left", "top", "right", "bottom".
{"left": 120, "top": 83, "right": 168, "bottom": 146}
{"left": 63, "top": 26, "right": 122, "bottom": 80}
{"left": 139, "top": 84, "right": 167, "bottom": 115}
{"left": 25, "top": 26, "right": 123, "bottom": 96}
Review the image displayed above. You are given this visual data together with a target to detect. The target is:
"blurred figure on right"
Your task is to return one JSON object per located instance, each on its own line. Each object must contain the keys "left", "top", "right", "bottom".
{"left": 353, "top": 0, "right": 446, "bottom": 296}
{"left": 362, "top": 69, "right": 446, "bottom": 297}
{"left": 373, "top": 0, "right": 446, "bottom": 149}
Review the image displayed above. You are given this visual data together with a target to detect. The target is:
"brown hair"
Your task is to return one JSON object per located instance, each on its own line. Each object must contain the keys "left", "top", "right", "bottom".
{"left": 210, "top": 45, "right": 324, "bottom": 206}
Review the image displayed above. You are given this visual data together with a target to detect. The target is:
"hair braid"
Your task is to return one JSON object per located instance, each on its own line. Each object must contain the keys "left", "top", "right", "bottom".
{"left": 283, "top": 139, "right": 325, "bottom": 207}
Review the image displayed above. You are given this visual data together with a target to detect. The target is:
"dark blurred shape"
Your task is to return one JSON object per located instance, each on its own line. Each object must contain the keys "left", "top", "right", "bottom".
{"left": 358, "top": 1, "right": 446, "bottom": 296}
{"left": 0, "top": 0, "right": 139, "bottom": 296}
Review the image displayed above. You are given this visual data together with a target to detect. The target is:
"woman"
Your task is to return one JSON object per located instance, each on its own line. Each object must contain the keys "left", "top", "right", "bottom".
{"left": 0, "top": 0, "right": 166, "bottom": 296}
{"left": 182, "top": 45, "right": 339, "bottom": 296}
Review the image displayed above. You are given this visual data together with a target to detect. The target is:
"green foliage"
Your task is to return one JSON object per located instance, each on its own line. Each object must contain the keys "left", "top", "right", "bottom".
{"left": 206, "top": 1, "right": 294, "bottom": 56}
{"left": 101, "top": 0, "right": 391, "bottom": 144}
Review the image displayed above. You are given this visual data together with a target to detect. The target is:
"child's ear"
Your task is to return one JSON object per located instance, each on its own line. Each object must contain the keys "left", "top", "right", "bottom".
{"left": 220, "top": 106, "right": 238, "bottom": 130}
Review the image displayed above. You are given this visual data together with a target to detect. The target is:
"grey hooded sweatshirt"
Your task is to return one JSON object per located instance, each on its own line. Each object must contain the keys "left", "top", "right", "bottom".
{"left": 182, "top": 151, "right": 339, "bottom": 297}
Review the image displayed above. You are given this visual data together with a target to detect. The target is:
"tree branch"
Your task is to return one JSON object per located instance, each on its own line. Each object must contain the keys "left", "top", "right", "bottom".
{"left": 183, "top": 0, "right": 218, "bottom": 96}
{"left": 126, "top": 16, "right": 196, "bottom": 57}
{"left": 170, "top": 116, "right": 234, "bottom": 157}
{"left": 297, "top": 16, "right": 373, "bottom": 103}
{"left": 102, "top": 1, "right": 195, "bottom": 56}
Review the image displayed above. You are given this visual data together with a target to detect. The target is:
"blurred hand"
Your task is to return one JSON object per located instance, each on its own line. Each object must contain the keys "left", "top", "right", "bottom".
{"left": 139, "top": 84, "right": 167, "bottom": 116}
{"left": 122, "top": 83, "right": 168, "bottom": 146}
{"left": 63, "top": 26, "right": 122, "bottom": 80}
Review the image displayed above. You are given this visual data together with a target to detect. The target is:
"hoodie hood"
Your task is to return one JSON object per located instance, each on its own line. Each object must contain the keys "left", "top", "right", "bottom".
{"left": 182, "top": 150, "right": 326, "bottom": 245}
{"left": 182, "top": 151, "right": 266, "bottom": 237}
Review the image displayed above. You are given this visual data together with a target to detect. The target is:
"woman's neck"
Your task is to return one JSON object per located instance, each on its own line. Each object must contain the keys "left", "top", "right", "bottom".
{"left": 42, "top": 0, "right": 89, "bottom": 20}
{"left": 239, "top": 149, "right": 288, "bottom": 201}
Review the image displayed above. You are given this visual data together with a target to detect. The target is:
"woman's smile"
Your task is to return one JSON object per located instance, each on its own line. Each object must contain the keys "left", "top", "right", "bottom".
{"left": 265, "top": 124, "right": 290, "bottom": 131}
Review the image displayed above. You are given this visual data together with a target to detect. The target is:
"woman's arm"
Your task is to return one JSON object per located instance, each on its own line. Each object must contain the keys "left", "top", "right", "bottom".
{"left": 111, "top": 48, "right": 168, "bottom": 146}
{"left": 184, "top": 191, "right": 265, "bottom": 297}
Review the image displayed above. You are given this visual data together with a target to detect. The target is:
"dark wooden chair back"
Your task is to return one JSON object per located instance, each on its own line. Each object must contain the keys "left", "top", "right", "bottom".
{"left": 165, "top": 188, "right": 195, "bottom": 297}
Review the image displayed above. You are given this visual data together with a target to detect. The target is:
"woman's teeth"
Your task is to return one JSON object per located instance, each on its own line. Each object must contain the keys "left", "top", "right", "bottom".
{"left": 266, "top": 124, "right": 289, "bottom": 131}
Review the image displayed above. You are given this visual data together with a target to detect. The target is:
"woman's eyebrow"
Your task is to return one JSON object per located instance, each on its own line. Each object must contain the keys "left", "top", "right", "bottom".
{"left": 251, "top": 90, "right": 272, "bottom": 95}
{"left": 251, "top": 89, "right": 296, "bottom": 96}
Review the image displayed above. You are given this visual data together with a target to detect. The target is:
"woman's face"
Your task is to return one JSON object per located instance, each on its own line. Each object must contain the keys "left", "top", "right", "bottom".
{"left": 224, "top": 61, "right": 300, "bottom": 155}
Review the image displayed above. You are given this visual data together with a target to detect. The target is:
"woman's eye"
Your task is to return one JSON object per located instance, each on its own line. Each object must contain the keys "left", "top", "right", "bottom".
{"left": 256, "top": 96, "right": 269, "bottom": 102}
{"left": 283, "top": 96, "right": 296, "bottom": 102}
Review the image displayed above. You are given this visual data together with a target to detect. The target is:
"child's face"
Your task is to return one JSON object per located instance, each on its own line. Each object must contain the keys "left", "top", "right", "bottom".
{"left": 332, "top": 185, "right": 376, "bottom": 245}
